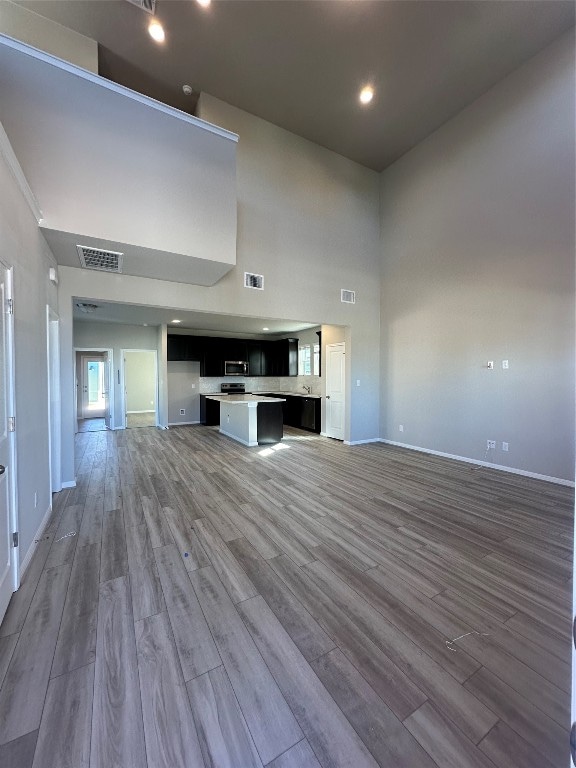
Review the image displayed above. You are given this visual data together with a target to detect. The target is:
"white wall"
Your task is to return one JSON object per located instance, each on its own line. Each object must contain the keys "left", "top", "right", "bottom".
{"left": 168, "top": 361, "right": 201, "bottom": 424}
{"left": 0, "top": 124, "right": 58, "bottom": 566}
{"left": 379, "top": 31, "right": 575, "bottom": 482}
{"left": 73, "top": 321, "right": 160, "bottom": 429}
{"left": 0, "top": 1, "right": 98, "bottom": 73}
{"left": 125, "top": 350, "right": 156, "bottom": 413}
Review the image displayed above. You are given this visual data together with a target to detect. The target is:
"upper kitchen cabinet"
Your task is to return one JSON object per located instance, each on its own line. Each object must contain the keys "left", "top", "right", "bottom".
{"left": 0, "top": 35, "right": 238, "bottom": 286}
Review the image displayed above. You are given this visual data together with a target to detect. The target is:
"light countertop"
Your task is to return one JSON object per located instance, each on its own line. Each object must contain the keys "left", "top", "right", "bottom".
{"left": 204, "top": 395, "right": 286, "bottom": 404}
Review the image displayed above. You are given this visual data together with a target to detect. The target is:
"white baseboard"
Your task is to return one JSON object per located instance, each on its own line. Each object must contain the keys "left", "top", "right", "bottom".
{"left": 61, "top": 479, "right": 77, "bottom": 489}
{"left": 19, "top": 503, "right": 52, "bottom": 577}
{"left": 168, "top": 421, "right": 200, "bottom": 427}
{"left": 379, "top": 439, "right": 575, "bottom": 487}
{"left": 127, "top": 410, "right": 155, "bottom": 414}
{"left": 344, "top": 438, "right": 381, "bottom": 445}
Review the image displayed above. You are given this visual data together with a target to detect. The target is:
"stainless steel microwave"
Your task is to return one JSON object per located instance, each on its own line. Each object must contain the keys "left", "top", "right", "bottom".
{"left": 225, "top": 360, "right": 248, "bottom": 376}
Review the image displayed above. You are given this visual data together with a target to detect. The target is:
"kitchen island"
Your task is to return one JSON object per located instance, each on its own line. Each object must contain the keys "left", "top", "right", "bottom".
{"left": 204, "top": 395, "right": 286, "bottom": 447}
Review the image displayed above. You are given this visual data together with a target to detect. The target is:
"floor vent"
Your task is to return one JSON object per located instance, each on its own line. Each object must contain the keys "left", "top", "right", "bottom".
{"left": 125, "top": 0, "right": 156, "bottom": 13}
{"left": 341, "top": 289, "right": 356, "bottom": 304}
{"left": 244, "top": 272, "right": 264, "bottom": 290}
{"left": 77, "top": 245, "right": 124, "bottom": 274}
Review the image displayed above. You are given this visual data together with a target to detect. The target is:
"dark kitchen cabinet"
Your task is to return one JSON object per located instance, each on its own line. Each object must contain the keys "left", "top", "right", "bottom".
{"left": 262, "top": 393, "right": 321, "bottom": 433}
{"left": 167, "top": 334, "right": 299, "bottom": 377}
{"left": 203, "top": 338, "right": 223, "bottom": 376}
{"left": 199, "top": 395, "right": 220, "bottom": 426}
{"left": 247, "top": 341, "right": 264, "bottom": 377}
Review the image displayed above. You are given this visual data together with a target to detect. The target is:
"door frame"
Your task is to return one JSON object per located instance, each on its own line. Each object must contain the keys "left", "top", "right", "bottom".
{"left": 74, "top": 347, "right": 115, "bottom": 430}
{"left": 1, "top": 262, "right": 18, "bottom": 597}
{"left": 46, "top": 306, "right": 61, "bottom": 494}
{"left": 323, "top": 341, "right": 346, "bottom": 441}
{"left": 120, "top": 348, "right": 159, "bottom": 429}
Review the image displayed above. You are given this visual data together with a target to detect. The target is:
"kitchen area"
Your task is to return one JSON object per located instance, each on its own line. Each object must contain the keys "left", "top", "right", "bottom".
{"left": 168, "top": 326, "right": 323, "bottom": 446}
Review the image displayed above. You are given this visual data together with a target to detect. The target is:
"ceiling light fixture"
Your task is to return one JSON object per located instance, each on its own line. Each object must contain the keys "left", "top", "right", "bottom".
{"left": 196, "top": 0, "right": 211, "bottom": 8}
{"left": 359, "top": 85, "right": 374, "bottom": 105}
{"left": 148, "top": 20, "right": 165, "bottom": 43}
{"left": 171, "top": 319, "right": 182, "bottom": 323}
{"left": 263, "top": 327, "right": 269, "bottom": 331}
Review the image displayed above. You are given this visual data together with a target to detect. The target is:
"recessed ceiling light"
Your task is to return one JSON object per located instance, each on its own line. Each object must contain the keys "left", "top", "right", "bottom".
{"left": 263, "top": 327, "right": 269, "bottom": 331}
{"left": 359, "top": 85, "right": 374, "bottom": 105}
{"left": 171, "top": 319, "right": 181, "bottom": 324}
{"left": 197, "top": 0, "right": 211, "bottom": 7}
{"left": 148, "top": 20, "right": 165, "bottom": 43}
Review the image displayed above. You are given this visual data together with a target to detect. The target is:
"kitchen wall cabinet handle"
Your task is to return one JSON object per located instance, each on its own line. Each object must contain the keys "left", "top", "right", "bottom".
{"left": 326, "top": 395, "right": 330, "bottom": 399}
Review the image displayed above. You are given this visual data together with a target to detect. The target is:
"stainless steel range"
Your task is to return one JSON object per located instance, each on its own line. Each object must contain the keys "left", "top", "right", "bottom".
{"left": 220, "top": 382, "right": 247, "bottom": 395}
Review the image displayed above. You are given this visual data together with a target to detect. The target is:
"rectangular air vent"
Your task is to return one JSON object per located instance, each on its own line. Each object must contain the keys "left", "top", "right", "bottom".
{"left": 244, "top": 272, "right": 264, "bottom": 290}
{"left": 341, "top": 289, "right": 356, "bottom": 304}
{"left": 125, "top": 0, "right": 156, "bottom": 13}
{"left": 77, "top": 245, "right": 124, "bottom": 273}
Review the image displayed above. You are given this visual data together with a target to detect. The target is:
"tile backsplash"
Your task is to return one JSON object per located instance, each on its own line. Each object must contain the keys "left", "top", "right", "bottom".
{"left": 199, "top": 375, "right": 321, "bottom": 396}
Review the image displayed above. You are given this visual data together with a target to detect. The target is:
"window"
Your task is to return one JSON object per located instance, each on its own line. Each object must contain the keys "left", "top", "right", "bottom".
{"left": 313, "top": 343, "right": 320, "bottom": 376}
{"left": 298, "top": 344, "right": 311, "bottom": 375}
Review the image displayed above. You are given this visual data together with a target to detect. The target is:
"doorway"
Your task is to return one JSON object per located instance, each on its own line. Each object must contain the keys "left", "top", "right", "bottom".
{"left": 121, "top": 349, "right": 158, "bottom": 429}
{"left": 325, "top": 342, "right": 346, "bottom": 440}
{"left": 75, "top": 348, "right": 113, "bottom": 432}
{"left": 0, "top": 261, "right": 17, "bottom": 622}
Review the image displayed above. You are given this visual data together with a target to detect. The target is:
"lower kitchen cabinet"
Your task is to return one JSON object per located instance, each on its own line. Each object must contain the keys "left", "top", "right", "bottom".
{"left": 262, "top": 394, "right": 321, "bottom": 433}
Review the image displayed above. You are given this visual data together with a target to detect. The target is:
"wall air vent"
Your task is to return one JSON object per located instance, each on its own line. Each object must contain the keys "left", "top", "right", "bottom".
{"left": 341, "top": 289, "right": 356, "bottom": 304}
{"left": 125, "top": 0, "right": 156, "bottom": 13}
{"left": 244, "top": 272, "right": 264, "bottom": 290}
{"left": 77, "top": 245, "right": 124, "bottom": 274}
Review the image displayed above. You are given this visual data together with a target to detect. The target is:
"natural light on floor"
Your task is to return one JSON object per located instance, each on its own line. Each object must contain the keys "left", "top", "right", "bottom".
{"left": 258, "top": 443, "right": 290, "bottom": 457}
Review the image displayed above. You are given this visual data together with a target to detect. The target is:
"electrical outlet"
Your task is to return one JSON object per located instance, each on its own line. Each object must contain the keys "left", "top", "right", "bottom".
{"left": 486, "top": 440, "right": 496, "bottom": 450}
{"left": 399, "top": 424, "right": 404, "bottom": 432}
{"left": 502, "top": 441, "right": 509, "bottom": 452}
{"left": 180, "top": 409, "right": 185, "bottom": 415}
{"left": 34, "top": 492, "right": 37, "bottom": 508}
{"left": 191, "top": 383, "right": 196, "bottom": 389}
{"left": 502, "top": 360, "right": 509, "bottom": 369}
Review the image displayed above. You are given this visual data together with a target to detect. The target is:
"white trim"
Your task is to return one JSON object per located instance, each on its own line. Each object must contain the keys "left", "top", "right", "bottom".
{"left": 344, "top": 438, "right": 381, "bottom": 445}
{"left": 46, "top": 307, "right": 61, "bottom": 493}
{"left": 168, "top": 421, "right": 200, "bottom": 426}
{"left": 126, "top": 409, "right": 155, "bottom": 414}
{"left": 0, "top": 34, "right": 239, "bottom": 144}
{"left": 379, "top": 439, "right": 575, "bottom": 487}
{"left": 61, "top": 480, "right": 77, "bottom": 489}
{"left": 19, "top": 502, "right": 52, "bottom": 576}
{"left": 0, "top": 122, "right": 42, "bottom": 222}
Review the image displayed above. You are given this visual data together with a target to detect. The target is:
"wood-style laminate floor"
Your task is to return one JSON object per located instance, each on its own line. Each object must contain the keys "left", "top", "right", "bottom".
{"left": 0, "top": 425, "right": 572, "bottom": 767}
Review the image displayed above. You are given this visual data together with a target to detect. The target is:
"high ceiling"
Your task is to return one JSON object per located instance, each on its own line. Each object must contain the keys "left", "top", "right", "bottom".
{"left": 18, "top": 0, "right": 574, "bottom": 171}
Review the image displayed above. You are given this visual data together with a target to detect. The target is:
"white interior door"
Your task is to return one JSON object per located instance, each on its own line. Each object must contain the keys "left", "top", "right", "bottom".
{"left": 0, "top": 263, "right": 16, "bottom": 622}
{"left": 325, "top": 342, "right": 346, "bottom": 440}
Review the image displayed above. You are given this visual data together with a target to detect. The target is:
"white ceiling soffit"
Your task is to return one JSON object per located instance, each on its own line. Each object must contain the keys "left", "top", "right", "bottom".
{"left": 0, "top": 34, "right": 238, "bottom": 287}
{"left": 71, "top": 298, "right": 320, "bottom": 337}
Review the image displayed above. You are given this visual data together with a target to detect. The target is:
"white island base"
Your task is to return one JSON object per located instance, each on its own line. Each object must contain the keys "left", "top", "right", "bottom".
{"left": 220, "top": 400, "right": 260, "bottom": 446}
{"left": 206, "top": 395, "right": 285, "bottom": 447}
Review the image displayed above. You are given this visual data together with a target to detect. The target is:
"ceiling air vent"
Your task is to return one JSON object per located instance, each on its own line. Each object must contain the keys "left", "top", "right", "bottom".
{"left": 341, "top": 289, "right": 356, "bottom": 304}
{"left": 125, "top": 0, "right": 156, "bottom": 13}
{"left": 244, "top": 272, "right": 264, "bottom": 290}
{"left": 77, "top": 245, "right": 124, "bottom": 274}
